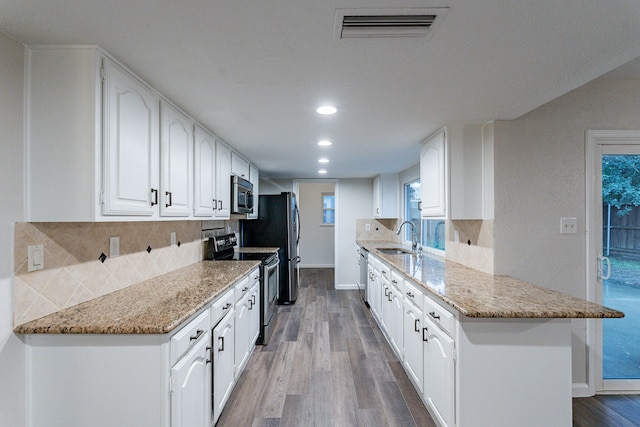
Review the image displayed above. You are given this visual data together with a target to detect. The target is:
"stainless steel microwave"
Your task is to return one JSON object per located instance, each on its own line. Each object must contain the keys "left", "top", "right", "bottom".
{"left": 231, "top": 175, "right": 254, "bottom": 214}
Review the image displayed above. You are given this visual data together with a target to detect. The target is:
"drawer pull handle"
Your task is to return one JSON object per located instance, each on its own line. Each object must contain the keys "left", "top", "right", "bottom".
{"left": 242, "top": 286, "right": 249, "bottom": 292}
{"left": 165, "top": 191, "right": 172, "bottom": 208}
{"left": 406, "top": 292, "right": 414, "bottom": 298}
{"left": 249, "top": 299, "right": 253, "bottom": 310}
{"left": 429, "top": 311, "right": 441, "bottom": 320}
{"left": 381, "top": 270, "right": 387, "bottom": 275}
{"left": 384, "top": 287, "right": 389, "bottom": 296}
{"left": 252, "top": 295, "right": 256, "bottom": 305}
{"left": 422, "top": 327, "right": 428, "bottom": 342}
{"left": 387, "top": 291, "right": 392, "bottom": 302}
{"left": 391, "top": 279, "right": 397, "bottom": 284}
{"left": 218, "top": 336, "right": 224, "bottom": 352}
{"left": 206, "top": 346, "right": 212, "bottom": 364}
{"left": 223, "top": 302, "right": 232, "bottom": 310}
{"left": 190, "top": 329, "right": 204, "bottom": 341}
{"left": 414, "top": 318, "right": 420, "bottom": 332}
{"left": 150, "top": 188, "right": 158, "bottom": 206}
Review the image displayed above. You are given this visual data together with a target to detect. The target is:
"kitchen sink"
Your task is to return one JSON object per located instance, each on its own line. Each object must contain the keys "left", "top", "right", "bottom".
{"left": 377, "top": 248, "right": 413, "bottom": 255}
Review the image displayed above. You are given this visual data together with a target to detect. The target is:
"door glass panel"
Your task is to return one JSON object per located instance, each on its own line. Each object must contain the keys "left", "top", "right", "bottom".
{"left": 602, "top": 154, "right": 640, "bottom": 380}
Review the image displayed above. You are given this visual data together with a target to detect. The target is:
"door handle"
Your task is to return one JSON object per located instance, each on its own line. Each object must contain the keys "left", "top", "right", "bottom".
{"left": 598, "top": 256, "right": 611, "bottom": 280}
{"left": 165, "top": 191, "right": 172, "bottom": 208}
{"left": 150, "top": 188, "right": 158, "bottom": 206}
{"left": 218, "top": 336, "right": 224, "bottom": 352}
{"left": 422, "top": 327, "right": 428, "bottom": 342}
{"left": 414, "top": 318, "right": 420, "bottom": 332}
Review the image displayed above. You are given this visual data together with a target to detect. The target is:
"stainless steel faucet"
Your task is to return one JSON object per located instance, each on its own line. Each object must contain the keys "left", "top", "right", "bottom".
{"left": 396, "top": 221, "right": 418, "bottom": 251}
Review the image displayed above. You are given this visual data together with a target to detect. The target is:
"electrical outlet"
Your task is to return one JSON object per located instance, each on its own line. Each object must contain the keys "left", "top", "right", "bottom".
{"left": 110, "top": 236, "right": 120, "bottom": 257}
{"left": 365, "top": 223, "right": 371, "bottom": 231}
{"left": 170, "top": 232, "right": 177, "bottom": 246}
{"left": 28, "top": 245, "right": 44, "bottom": 272}
{"left": 560, "top": 217, "right": 577, "bottom": 235}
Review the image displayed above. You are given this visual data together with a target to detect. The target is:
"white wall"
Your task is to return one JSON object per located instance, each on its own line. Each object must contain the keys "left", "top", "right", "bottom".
{"left": 0, "top": 31, "right": 26, "bottom": 427}
{"left": 335, "top": 179, "right": 373, "bottom": 288}
{"left": 258, "top": 177, "right": 293, "bottom": 195}
{"left": 298, "top": 182, "right": 335, "bottom": 268}
{"left": 493, "top": 76, "right": 640, "bottom": 390}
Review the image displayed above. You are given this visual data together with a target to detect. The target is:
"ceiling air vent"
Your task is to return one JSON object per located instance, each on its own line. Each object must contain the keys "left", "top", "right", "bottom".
{"left": 335, "top": 8, "right": 448, "bottom": 40}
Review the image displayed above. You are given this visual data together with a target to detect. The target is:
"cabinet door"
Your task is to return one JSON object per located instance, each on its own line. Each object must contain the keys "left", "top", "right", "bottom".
{"left": 193, "top": 125, "right": 216, "bottom": 217}
{"left": 372, "top": 175, "right": 381, "bottom": 217}
{"left": 160, "top": 101, "right": 193, "bottom": 217}
{"left": 247, "top": 164, "right": 259, "bottom": 219}
{"left": 389, "top": 280, "right": 404, "bottom": 358}
{"left": 231, "top": 152, "right": 250, "bottom": 179}
{"left": 215, "top": 141, "right": 231, "bottom": 219}
{"left": 103, "top": 58, "right": 159, "bottom": 216}
{"left": 404, "top": 300, "right": 424, "bottom": 393}
{"left": 421, "top": 130, "right": 446, "bottom": 218}
{"left": 423, "top": 317, "right": 455, "bottom": 427}
{"left": 234, "top": 292, "right": 251, "bottom": 378}
{"left": 170, "top": 331, "right": 211, "bottom": 427}
{"left": 213, "top": 310, "right": 235, "bottom": 424}
{"left": 249, "top": 280, "right": 260, "bottom": 344}
{"left": 380, "top": 275, "right": 391, "bottom": 335}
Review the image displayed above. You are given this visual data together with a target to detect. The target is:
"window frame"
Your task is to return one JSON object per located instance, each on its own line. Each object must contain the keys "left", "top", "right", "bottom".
{"left": 321, "top": 192, "right": 335, "bottom": 226}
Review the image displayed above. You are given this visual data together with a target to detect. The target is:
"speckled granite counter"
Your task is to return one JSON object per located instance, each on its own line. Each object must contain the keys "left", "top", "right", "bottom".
{"left": 14, "top": 260, "right": 260, "bottom": 334}
{"left": 358, "top": 240, "right": 623, "bottom": 319}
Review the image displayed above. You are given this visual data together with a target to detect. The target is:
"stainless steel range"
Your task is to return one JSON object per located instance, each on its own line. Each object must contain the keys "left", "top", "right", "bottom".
{"left": 206, "top": 233, "right": 279, "bottom": 345}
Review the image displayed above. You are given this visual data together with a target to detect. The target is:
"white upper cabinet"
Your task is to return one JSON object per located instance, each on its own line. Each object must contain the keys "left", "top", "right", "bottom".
{"left": 160, "top": 101, "right": 193, "bottom": 217}
{"left": 247, "top": 163, "right": 259, "bottom": 219}
{"left": 215, "top": 141, "right": 232, "bottom": 219}
{"left": 26, "top": 46, "right": 160, "bottom": 221}
{"left": 103, "top": 59, "right": 160, "bottom": 217}
{"left": 193, "top": 125, "right": 217, "bottom": 217}
{"left": 231, "top": 152, "right": 250, "bottom": 179}
{"left": 25, "top": 45, "right": 257, "bottom": 222}
{"left": 421, "top": 126, "right": 487, "bottom": 219}
{"left": 373, "top": 174, "right": 399, "bottom": 218}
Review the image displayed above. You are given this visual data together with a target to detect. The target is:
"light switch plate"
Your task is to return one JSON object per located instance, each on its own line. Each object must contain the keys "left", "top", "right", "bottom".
{"left": 170, "top": 232, "right": 177, "bottom": 246}
{"left": 28, "top": 244, "right": 44, "bottom": 272}
{"left": 110, "top": 236, "right": 120, "bottom": 257}
{"left": 560, "top": 217, "right": 578, "bottom": 235}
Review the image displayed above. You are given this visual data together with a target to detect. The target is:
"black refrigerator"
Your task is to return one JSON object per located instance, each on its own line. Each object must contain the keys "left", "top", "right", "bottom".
{"left": 240, "top": 192, "right": 300, "bottom": 304}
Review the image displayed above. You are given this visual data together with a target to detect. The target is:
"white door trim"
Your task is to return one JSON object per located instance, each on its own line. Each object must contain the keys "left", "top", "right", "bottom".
{"left": 586, "top": 130, "right": 640, "bottom": 395}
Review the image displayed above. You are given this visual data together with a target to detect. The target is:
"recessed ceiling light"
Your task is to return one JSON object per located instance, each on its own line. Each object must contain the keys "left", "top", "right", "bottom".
{"left": 318, "top": 169, "right": 328, "bottom": 174}
{"left": 318, "top": 158, "right": 329, "bottom": 163}
{"left": 317, "top": 140, "right": 333, "bottom": 146}
{"left": 316, "top": 105, "right": 337, "bottom": 115}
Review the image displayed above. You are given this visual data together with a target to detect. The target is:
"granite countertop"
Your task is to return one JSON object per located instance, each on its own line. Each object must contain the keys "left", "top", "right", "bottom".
{"left": 236, "top": 246, "right": 280, "bottom": 254}
{"left": 358, "top": 240, "right": 624, "bottom": 319}
{"left": 14, "top": 260, "right": 260, "bottom": 334}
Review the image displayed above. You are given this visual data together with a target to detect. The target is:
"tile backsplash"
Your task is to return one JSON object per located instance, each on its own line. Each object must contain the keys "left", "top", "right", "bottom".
{"left": 13, "top": 221, "right": 205, "bottom": 326}
{"left": 446, "top": 220, "right": 494, "bottom": 274}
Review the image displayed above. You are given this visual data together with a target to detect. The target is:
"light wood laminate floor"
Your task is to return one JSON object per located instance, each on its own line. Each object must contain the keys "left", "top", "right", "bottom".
{"left": 216, "top": 268, "right": 436, "bottom": 426}
{"left": 217, "top": 268, "right": 640, "bottom": 426}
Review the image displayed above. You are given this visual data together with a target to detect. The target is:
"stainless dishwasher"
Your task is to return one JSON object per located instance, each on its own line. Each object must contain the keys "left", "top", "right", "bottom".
{"left": 359, "top": 247, "right": 369, "bottom": 305}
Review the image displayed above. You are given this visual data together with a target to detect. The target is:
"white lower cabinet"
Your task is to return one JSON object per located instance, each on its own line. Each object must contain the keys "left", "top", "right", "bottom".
{"left": 25, "top": 270, "right": 261, "bottom": 427}
{"left": 403, "top": 281, "right": 424, "bottom": 394}
{"left": 368, "top": 262, "right": 381, "bottom": 321}
{"left": 249, "top": 273, "right": 261, "bottom": 344}
{"left": 389, "top": 272, "right": 404, "bottom": 358}
{"left": 170, "top": 330, "right": 211, "bottom": 427}
{"left": 213, "top": 308, "right": 235, "bottom": 423}
{"left": 234, "top": 289, "right": 252, "bottom": 377}
{"left": 423, "top": 316, "right": 456, "bottom": 427}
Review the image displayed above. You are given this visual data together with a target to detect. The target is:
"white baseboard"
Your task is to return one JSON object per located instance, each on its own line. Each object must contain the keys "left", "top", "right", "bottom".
{"left": 335, "top": 283, "right": 359, "bottom": 290}
{"left": 300, "top": 264, "right": 334, "bottom": 268}
{"left": 572, "top": 382, "right": 592, "bottom": 398}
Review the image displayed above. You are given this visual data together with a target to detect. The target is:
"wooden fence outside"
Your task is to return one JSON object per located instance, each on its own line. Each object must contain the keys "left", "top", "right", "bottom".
{"left": 603, "top": 204, "right": 640, "bottom": 258}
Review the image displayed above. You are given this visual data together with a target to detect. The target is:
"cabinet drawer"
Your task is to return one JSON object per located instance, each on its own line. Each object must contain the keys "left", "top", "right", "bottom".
{"left": 378, "top": 262, "right": 391, "bottom": 281}
{"left": 250, "top": 267, "right": 260, "bottom": 287}
{"left": 390, "top": 271, "right": 404, "bottom": 294}
{"left": 170, "top": 309, "right": 210, "bottom": 366}
{"left": 424, "top": 295, "right": 455, "bottom": 337}
{"left": 211, "top": 288, "right": 234, "bottom": 327}
{"left": 404, "top": 280, "right": 424, "bottom": 310}
{"left": 234, "top": 276, "right": 251, "bottom": 302}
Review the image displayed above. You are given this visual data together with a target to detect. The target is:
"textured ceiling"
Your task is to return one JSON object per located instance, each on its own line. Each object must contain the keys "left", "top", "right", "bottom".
{"left": 2, "top": 0, "right": 640, "bottom": 178}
